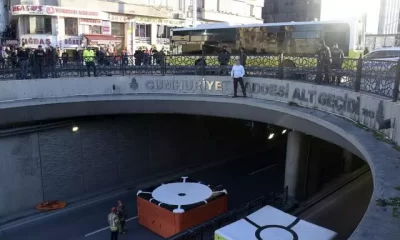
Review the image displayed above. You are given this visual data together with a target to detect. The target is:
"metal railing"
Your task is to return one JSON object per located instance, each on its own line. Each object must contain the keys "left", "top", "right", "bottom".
{"left": 167, "top": 187, "right": 289, "bottom": 240}
{"left": 1, "top": 53, "right": 399, "bottom": 100}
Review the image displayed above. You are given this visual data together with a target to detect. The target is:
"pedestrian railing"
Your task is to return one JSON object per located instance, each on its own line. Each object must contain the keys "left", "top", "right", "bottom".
{"left": 166, "top": 187, "right": 289, "bottom": 240}
{"left": 1, "top": 53, "right": 399, "bottom": 101}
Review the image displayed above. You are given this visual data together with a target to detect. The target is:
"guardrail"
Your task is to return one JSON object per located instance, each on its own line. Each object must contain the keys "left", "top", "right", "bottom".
{"left": 167, "top": 187, "right": 289, "bottom": 240}
{"left": 1, "top": 54, "right": 399, "bottom": 100}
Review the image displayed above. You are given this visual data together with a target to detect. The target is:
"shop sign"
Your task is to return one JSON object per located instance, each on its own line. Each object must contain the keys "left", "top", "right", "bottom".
{"left": 12, "top": 5, "right": 46, "bottom": 15}
{"left": 12, "top": 5, "right": 102, "bottom": 19}
{"left": 134, "top": 16, "right": 185, "bottom": 26}
{"left": 20, "top": 35, "right": 56, "bottom": 48}
{"left": 79, "top": 18, "right": 102, "bottom": 26}
{"left": 108, "top": 14, "right": 130, "bottom": 22}
{"left": 63, "top": 37, "right": 83, "bottom": 48}
{"left": 3, "top": 40, "right": 19, "bottom": 45}
{"left": 102, "top": 21, "right": 111, "bottom": 35}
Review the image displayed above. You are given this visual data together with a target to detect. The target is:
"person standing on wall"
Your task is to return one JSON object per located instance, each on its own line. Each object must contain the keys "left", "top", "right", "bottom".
{"left": 231, "top": 59, "right": 247, "bottom": 98}
{"left": 117, "top": 200, "right": 128, "bottom": 234}
{"left": 83, "top": 46, "right": 97, "bottom": 77}
{"left": 331, "top": 43, "right": 344, "bottom": 85}
{"left": 108, "top": 207, "right": 119, "bottom": 240}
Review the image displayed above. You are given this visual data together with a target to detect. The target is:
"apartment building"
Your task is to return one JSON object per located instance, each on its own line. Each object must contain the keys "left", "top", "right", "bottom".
{"left": 262, "top": 0, "right": 321, "bottom": 23}
{"left": 7, "top": 0, "right": 263, "bottom": 53}
{"left": 378, "top": 0, "right": 400, "bottom": 34}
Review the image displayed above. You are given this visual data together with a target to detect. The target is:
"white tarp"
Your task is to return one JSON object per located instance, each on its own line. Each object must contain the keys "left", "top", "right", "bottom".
{"left": 215, "top": 205, "right": 337, "bottom": 240}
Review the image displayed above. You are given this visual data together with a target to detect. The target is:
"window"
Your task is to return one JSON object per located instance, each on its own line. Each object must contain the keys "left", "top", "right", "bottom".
{"left": 27, "top": 16, "right": 52, "bottom": 34}
{"left": 89, "top": 25, "right": 101, "bottom": 34}
{"left": 250, "top": 5, "right": 254, "bottom": 16}
{"left": 365, "top": 50, "right": 400, "bottom": 59}
{"left": 135, "top": 24, "right": 151, "bottom": 38}
{"left": 111, "top": 22, "right": 125, "bottom": 36}
{"left": 64, "top": 18, "right": 78, "bottom": 36}
{"left": 156, "top": 25, "right": 173, "bottom": 39}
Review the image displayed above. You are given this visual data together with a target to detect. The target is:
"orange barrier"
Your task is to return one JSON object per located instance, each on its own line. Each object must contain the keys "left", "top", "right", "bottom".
{"left": 35, "top": 200, "right": 67, "bottom": 211}
{"left": 137, "top": 195, "right": 228, "bottom": 238}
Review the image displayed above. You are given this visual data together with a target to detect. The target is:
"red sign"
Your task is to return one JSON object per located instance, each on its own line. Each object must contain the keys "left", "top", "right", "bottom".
{"left": 79, "top": 18, "right": 102, "bottom": 25}
{"left": 11, "top": 5, "right": 101, "bottom": 18}
{"left": 12, "top": 5, "right": 44, "bottom": 14}
{"left": 21, "top": 37, "right": 52, "bottom": 46}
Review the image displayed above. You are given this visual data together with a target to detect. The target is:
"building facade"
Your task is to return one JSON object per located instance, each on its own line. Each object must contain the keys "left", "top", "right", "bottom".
{"left": 378, "top": 0, "right": 400, "bottom": 34}
{"left": 262, "top": 0, "right": 321, "bottom": 23}
{"left": 8, "top": 0, "right": 263, "bottom": 53}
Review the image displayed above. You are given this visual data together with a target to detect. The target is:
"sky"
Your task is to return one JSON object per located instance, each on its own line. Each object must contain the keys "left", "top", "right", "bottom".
{"left": 320, "top": 0, "right": 381, "bottom": 33}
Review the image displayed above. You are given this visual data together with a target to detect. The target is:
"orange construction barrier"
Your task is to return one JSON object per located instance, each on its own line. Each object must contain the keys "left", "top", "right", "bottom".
{"left": 35, "top": 200, "right": 67, "bottom": 211}
{"left": 137, "top": 177, "right": 228, "bottom": 238}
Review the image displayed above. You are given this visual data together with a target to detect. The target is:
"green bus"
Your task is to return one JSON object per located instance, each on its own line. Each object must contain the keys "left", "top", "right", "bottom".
{"left": 169, "top": 20, "right": 365, "bottom": 66}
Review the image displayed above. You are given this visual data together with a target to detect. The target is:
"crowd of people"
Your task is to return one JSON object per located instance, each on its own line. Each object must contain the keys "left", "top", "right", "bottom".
{"left": 108, "top": 200, "right": 128, "bottom": 240}
{"left": 0, "top": 43, "right": 167, "bottom": 78}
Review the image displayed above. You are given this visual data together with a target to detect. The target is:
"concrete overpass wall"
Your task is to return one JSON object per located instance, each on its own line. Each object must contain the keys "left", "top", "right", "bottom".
{"left": 0, "top": 115, "right": 264, "bottom": 218}
{"left": 0, "top": 75, "right": 399, "bottom": 239}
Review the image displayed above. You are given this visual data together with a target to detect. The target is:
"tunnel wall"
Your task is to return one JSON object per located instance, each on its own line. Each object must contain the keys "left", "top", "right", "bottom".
{"left": 0, "top": 115, "right": 263, "bottom": 218}
{"left": 0, "top": 76, "right": 399, "bottom": 239}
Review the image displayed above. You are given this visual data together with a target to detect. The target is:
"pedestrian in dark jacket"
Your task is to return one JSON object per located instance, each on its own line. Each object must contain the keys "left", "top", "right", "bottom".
{"left": 318, "top": 40, "right": 331, "bottom": 83}
{"left": 331, "top": 43, "right": 344, "bottom": 84}
{"left": 46, "top": 46, "right": 57, "bottom": 78}
{"left": 239, "top": 47, "right": 247, "bottom": 66}
{"left": 117, "top": 200, "right": 127, "bottom": 234}
{"left": 34, "top": 45, "right": 46, "bottom": 78}
{"left": 218, "top": 46, "right": 231, "bottom": 75}
{"left": 218, "top": 46, "right": 230, "bottom": 66}
{"left": 17, "top": 44, "right": 29, "bottom": 79}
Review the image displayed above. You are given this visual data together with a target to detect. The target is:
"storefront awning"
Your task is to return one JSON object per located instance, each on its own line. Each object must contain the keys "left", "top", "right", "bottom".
{"left": 84, "top": 34, "right": 121, "bottom": 45}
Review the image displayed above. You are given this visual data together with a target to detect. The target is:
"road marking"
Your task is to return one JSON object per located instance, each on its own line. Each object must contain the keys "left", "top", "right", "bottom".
{"left": 0, "top": 190, "right": 131, "bottom": 232}
{"left": 248, "top": 164, "right": 278, "bottom": 176}
{"left": 85, "top": 216, "right": 138, "bottom": 237}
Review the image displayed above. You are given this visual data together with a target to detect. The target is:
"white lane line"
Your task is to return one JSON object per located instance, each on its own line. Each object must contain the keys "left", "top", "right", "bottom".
{"left": 248, "top": 164, "right": 278, "bottom": 176}
{"left": 0, "top": 190, "right": 131, "bottom": 232}
{"left": 85, "top": 216, "right": 138, "bottom": 237}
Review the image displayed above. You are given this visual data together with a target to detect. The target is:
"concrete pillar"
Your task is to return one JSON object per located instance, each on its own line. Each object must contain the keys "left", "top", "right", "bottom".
{"left": 343, "top": 149, "right": 354, "bottom": 173}
{"left": 284, "top": 131, "right": 308, "bottom": 200}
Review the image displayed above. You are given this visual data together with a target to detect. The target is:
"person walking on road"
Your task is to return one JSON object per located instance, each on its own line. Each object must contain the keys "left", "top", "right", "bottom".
{"left": 231, "top": 59, "right": 247, "bottom": 98}
{"left": 117, "top": 200, "right": 127, "bottom": 234}
{"left": 108, "top": 207, "right": 119, "bottom": 240}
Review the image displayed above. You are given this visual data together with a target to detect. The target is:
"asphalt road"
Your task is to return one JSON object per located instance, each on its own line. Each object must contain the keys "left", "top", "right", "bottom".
{"left": 1, "top": 151, "right": 284, "bottom": 240}
{"left": 299, "top": 171, "right": 373, "bottom": 240}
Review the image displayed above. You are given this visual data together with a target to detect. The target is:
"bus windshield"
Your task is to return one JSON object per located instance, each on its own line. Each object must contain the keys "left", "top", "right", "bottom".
{"left": 171, "top": 22, "right": 352, "bottom": 56}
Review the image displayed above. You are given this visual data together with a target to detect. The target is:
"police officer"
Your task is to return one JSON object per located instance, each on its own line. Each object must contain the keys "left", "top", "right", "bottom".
{"left": 34, "top": 45, "right": 46, "bottom": 78}
{"left": 17, "top": 44, "right": 29, "bottom": 79}
{"left": 331, "top": 43, "right": 344, "bottom": 84}
{"left": 46, "top": 46, "right": 57, "bottom": 78}
{"left": 83, "top": 46, "right": 96, "bottom": 77}
{"left": 117, "top": 200, "right": 127, "bottom": 234}
{"left": 108, "top": 207, "right": 119, "bottom": 240}
{"left": 218, "top": 46, "right": 231, "bottom": 75}
{"left": 318, "top": 40, "right": 332, "bottom": 83}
